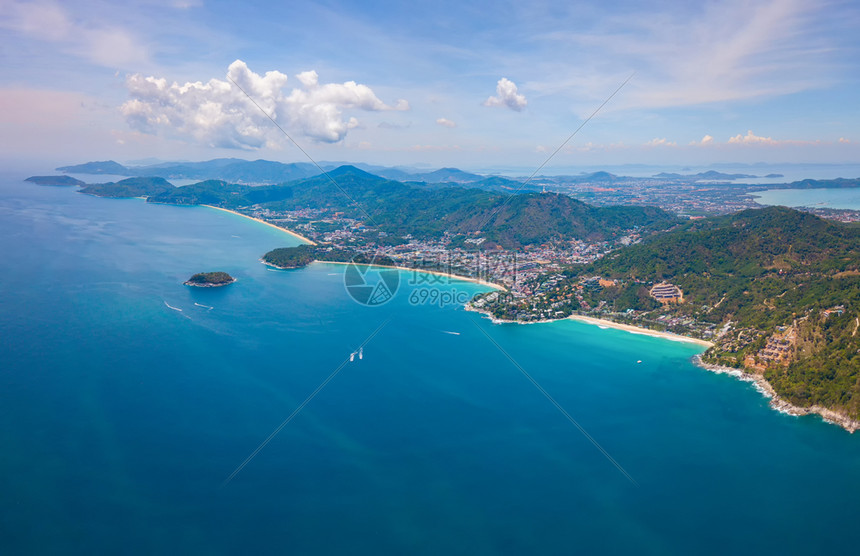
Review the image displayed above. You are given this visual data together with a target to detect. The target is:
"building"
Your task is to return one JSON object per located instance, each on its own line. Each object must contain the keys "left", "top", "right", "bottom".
{"left": 649, "top": 282, "right": 683, "bottom": 304}
{"left": 749, "top": 326, "right": 797, "bottom": 369}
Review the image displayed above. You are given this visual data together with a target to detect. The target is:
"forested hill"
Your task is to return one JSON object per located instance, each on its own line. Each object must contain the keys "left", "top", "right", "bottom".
{"left": 573, "top": 206, "right": 860, "bottom": 419}
{"left": 80, "top": 166, "right": 679, "bottom": 247}
{"left": 592, "top": 206, "right": 860, "bottom": 281}
{"left": 79, "top": 177, "right": 175, "bottom": 198}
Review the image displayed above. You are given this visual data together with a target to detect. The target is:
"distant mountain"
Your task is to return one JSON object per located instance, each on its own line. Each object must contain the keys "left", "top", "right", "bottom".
{"left": 57, "top": 160, "right": 129, "bottom": 175}
{"left": 782, "top": 178, "right": 860, "bottom": 189}
{"left": 245, "top": 166, "right": 677, "bottom": 247}
{"left": 58, "top": 158, "right": 321, "bottom": 184}
{"left": 79, "top": 177, "right": 175, "bottom": 198}
{"left": 81, "top": 164, "right": 677, "bottom": 247}
{"left": 547, "top": 171, "right": 620, "bottom": 183}
{"left": 653, "top": 171, "right": 758, "bottom": 180}
{"left": 470, "top": 176, "right": 532, "bottom": 191}
{"left": 411, "top": 167, "right": 485, "bottom": 183}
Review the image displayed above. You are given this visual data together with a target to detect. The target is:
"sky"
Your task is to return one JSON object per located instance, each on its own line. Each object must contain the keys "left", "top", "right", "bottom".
{"left": 1, "top": 0, "right": 859, "bottom": 172}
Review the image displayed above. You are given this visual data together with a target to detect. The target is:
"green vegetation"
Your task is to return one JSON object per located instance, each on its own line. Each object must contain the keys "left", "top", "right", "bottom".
{"left": 766, "top": 308, "right": 860, "bottom": 418}
{"left": 79, "top": 177, "right": 174, "bottom": 198}
{"left": 25, "top": 175, "right": 85, "bottom": 186}
{"left": 479, "top": 206, "right": 860, "bottom": 419}
{"left": 262, "top": 245, "right": 319, "bottom": 268}
{"left": 82, "top": 165, "right": 678, "bottom": 247}
{"left": 782, "top": 177, "right": 860, "bottom": 189}
{"left": 184, "top": 271, "right": 235, "bottom": 286}
{"left": 262, "top": 245, "right": 396, "bottom": 269}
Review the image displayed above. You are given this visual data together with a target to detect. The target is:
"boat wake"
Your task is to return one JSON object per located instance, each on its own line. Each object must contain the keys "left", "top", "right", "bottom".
{"left": 194, "top": 302, "right": 214, "bottom": 310}
{"left": 442, "top": 330, "right": 461, "bottom": 335}
{"left": 163, "top": 301, "right": 183, "bottom": 312}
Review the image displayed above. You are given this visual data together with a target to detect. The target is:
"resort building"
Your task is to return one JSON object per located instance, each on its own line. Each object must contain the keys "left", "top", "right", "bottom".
{"left": 649, "top": 282, "right": 683, "bottom": 304}
{"left": 747, "top": 326, "right": 798, "bottom": 370}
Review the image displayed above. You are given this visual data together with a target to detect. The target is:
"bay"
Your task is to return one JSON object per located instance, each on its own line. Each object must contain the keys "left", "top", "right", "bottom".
{"left": 752, "top": 187, "right": 860, "bottom": 210}
{"left": 2, "top": 176, "right": 860, "bottom": 555}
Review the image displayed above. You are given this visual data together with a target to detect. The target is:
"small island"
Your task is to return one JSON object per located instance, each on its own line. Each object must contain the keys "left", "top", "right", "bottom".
{"left": 184, "top": 271, "right": 236, "bottom": 287}
{"left": 25, "top": 175, "right": 85, "bottom": 186}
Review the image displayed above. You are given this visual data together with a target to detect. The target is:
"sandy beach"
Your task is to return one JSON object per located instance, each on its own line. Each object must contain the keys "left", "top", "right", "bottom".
{"left": 204, "top": 205, "right": 316, "bottom": 245}
{"left": 568, "top": 315, "right": 715, "bottom": 347}
{"left": 315, "top": 261, "right": 507, "bottom": 291}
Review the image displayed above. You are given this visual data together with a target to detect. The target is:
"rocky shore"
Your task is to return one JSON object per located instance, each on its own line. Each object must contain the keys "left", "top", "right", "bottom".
{"left": 693, "top": 356, "right": 860, "bottom": 433}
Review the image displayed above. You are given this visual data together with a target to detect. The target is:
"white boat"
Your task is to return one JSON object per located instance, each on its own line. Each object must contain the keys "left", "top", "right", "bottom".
{"left": 359, "top": 347, "right": 363, "bottom": 360}
{"left": 350, "top": 352, "right": 355, "bottom": 362}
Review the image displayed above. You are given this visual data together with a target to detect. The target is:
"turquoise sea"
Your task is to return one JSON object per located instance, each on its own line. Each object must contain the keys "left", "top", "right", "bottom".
{"left": 3, "top": 175, "right": 860, "bottom": 555}
{"left": 752, "top": 187, "right": 860, "bottom": 210}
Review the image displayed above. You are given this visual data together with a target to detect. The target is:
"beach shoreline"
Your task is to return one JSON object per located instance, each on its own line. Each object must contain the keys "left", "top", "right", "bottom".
{"left": 203, "top": 205, "right": 316, "bottom": 245}
{"left": 467, "top": 301, "right": 860, "bottom": 433}
{"left": 313, "top": 260, "right": 507, "bottom": 291}
{"left": 692, "top": 356, "right": 860, "bottom": 433}
{"left": 465, "top": 304, "right": 714, "bottom": 347}
{"left": 567, "top": 315, "right": 714, "bottom": 347}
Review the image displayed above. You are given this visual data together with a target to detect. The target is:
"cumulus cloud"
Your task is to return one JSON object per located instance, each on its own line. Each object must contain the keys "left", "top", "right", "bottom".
{"left": 728, "top": 130, "right": 776, "bottom": 145}
{"left": 483, "top": 78, "right": 527, "bottom": 111}
{"left": 645, "top": 137, "right": 676, "bottom": 147}
{"left": 121, "top": 60, "right": 410, "bottom": 147}
{"left": 436, "top": 118, "right": 457, "bottom": 128}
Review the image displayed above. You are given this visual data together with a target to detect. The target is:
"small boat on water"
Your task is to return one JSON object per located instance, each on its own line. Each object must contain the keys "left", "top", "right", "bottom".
{"left": 359, "top": 347, "right": 363, "bottom": 360}
{"left": 350, "top": 352, "right": 355, "bottom": 362}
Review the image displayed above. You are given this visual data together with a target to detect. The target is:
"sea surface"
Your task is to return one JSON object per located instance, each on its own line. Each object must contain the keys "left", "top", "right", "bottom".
{"left": 752, "top": 187, "right": 860, "bottom": 210}
{"left": 2, "top": 176, "right": 860, "bottom": 555}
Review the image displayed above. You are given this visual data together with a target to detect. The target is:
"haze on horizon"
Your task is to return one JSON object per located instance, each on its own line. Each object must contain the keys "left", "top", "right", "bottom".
{"left": 1, "top": 0, "right": 858, "bottom": 171}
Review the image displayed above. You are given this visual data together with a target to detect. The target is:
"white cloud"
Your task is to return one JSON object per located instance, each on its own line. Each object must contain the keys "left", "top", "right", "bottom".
{"left": 436, "top": 118, "right": 457, "bottom": 128}
{"left": 689, "top": 134, "right": 714, "bottom": 146}
{"left": 121, "top": 60, "right": 410, "bottom": 148}
{"left": 728, "top": 130, "right": 776, "bottom": 145}
{"left": 645, "top": 137, "right": 676, "bottom": 147}
{"left": 483, "top": 78, "right": 527, "bottom": 111}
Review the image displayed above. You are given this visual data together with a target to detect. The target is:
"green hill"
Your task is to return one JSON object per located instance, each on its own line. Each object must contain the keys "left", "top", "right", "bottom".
{"left": 79, "top": 177, "right": 175, "bottom": 198}
{"left": 578, "top": 206, "right": 860, "bottom": 418}
{"left": 25, "top": 175, "right": 85, "bottom": 186}
{"left": 120, "top": 166, "right": 676, "bottom": 247}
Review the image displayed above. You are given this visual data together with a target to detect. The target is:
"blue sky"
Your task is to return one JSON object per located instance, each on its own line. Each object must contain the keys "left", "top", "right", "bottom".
{"left": 1, "top": 0, "right": 859, "bottom": 171}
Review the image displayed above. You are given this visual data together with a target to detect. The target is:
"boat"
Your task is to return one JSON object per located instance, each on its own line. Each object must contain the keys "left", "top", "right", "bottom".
{"left": 359, "top": 347, "right": 363, "bottom": 360}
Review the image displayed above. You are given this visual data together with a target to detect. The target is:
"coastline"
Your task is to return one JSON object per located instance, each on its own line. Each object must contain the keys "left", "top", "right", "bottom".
{"left": 692, "top": 356, "right": 860, "bottom": 433}
{"left": 310, "top": 260, "right": 507, "bottom": 291}
{"left": 203, "top": 205, "right": 317, "bottom": 245}
{"left": 467, "top": 301, "right": 860, "bottom": 434}
{"left": 184, "top": 278, "right": 236, "bottom": 287}
{"left": 465, "top": 304, "right": 714, "bottom": 347}
{"left": 567, "top": 315, "right": 714, "bottom": 348}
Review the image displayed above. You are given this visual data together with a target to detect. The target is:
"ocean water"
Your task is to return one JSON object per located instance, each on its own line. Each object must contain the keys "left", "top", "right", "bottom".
{"left": 2, "top": 176, "right": 860, "bottom": 555}
{"left": 752, "top": 187, "right": 860, "bottom": 210}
